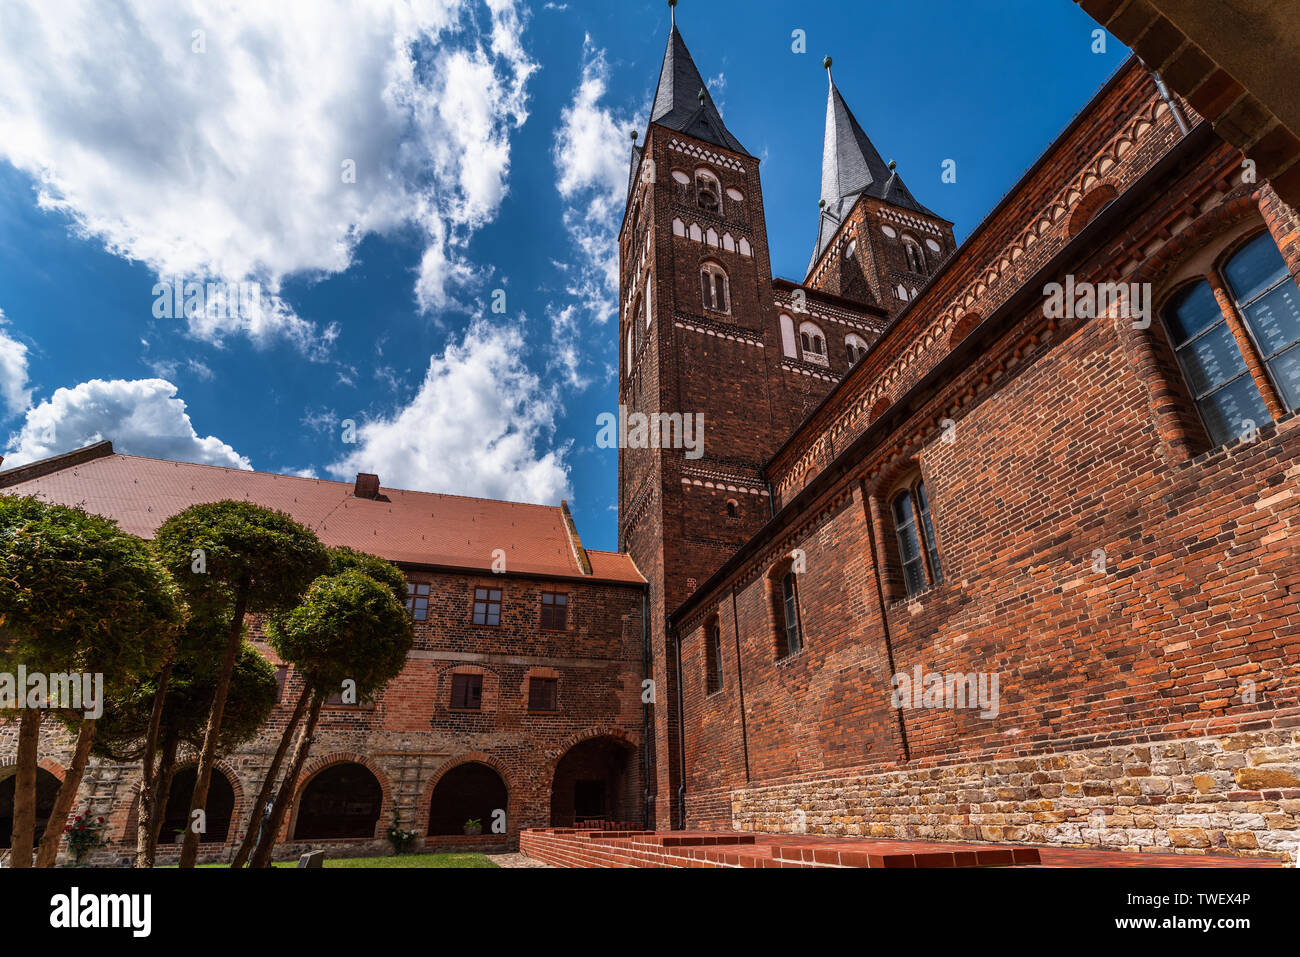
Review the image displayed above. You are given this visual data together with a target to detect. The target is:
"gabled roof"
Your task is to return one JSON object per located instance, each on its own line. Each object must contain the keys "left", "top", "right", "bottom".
{"left": 0, "top": 445, "right": 644, "bottom": 585}
{"left": 648, "top": 25, "right": 746, "bottom": 155}
{"left": 809, "top": 66, "right": 936, "bottom": 273}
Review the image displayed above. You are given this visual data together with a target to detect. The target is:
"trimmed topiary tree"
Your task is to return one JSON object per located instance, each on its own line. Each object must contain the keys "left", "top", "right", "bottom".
{"left": 229, "top": 546, "right": 408, "bottom": 867}
{"left": 0, "top": 496, "right": 186, "bottom": 868}
{"left": 95, "top": 631, "right": 278, "bottom": 866}
{"left": 248, "top": 569, "right": 413, "bottom": 867}
{"left": 153, "top": 501, "right": 327, "bottom": 868}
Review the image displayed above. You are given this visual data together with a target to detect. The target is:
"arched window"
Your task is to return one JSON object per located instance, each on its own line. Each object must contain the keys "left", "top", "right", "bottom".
{"left": 798, "top": 321, "right": 826, "bottom": 362}
{"left": 1222, "top": 232, "right": 1300, "bottom": 411}
{"left": 845, "top": 333, "right": 868, "bottom": 365}
{"left": 725, "top": 499, "right": 738, "bottom": 518}
{"left": 902, "top": 236, "right": 927, "bottom": 275}
{"left": 779, "top": 313, "right": 798, "bottom": 358}
{"left": 701, "top": 262, "right": 730, "bottom": 313}
{"left": 778, "top": 571, "right": 803, "bottom": 657}
{"left": 1161, "top": 280, "right": 1270, "bottom": 447}
{"left": 891, "top": 477, "right": 943, "bottom": 597}
{"left": 695, "top": 169, "right": 721, "bottom": 212}
{"left": 705, "top": 616, "right": 723, "bottom": 694}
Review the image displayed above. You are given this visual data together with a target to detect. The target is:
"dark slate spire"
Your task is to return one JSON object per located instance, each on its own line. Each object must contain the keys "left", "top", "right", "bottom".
{"left": 809, "top": 57, "right": 934, "bottom": 272}
{"left": 647, "top": 10, "right": 746, "bottom": 155}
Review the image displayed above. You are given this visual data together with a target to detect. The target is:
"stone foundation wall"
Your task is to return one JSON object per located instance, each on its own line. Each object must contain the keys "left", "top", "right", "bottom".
{"left": 724, "top": 727, "right": 1300, "bottom": 859}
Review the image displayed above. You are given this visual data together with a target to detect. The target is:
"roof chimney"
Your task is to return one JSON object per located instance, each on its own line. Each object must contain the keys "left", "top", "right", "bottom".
{"left": 354, "top": 473, "right": 381, "bottom": 500}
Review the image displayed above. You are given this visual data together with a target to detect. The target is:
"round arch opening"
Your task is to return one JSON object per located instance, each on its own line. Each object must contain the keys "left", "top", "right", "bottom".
{"left": 0, "top": 767, "right": 61, "bottom": 848}
{"left": 549, "top": 737, "right": 635, "bottom": 828}
{"left": 428, "top": 763, "right": 509, "bottom": 836}
{"left": 292, "top": 763, "right": 382, "bottom": 841}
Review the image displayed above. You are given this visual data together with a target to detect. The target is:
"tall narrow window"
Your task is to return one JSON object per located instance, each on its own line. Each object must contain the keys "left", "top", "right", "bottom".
{"left": 472, "top": 588, "right": 502, "bottom": 626}
{"left": 903, "top": 237, "right": 927, "bottom": 276}
{"left": 705, "top": 618, "right": 723, "bottom": 694}
{"left": 701, "top": 263, "right": 730, "bottom": 313}
{"left": 1222, "top": 232, "right": 1300, "bottom": 410}
{"left": 1162, "top": 279, "right": 1271, "bottom": 446}
{"left": 780, "top": 572, "right": 803, "bottom": 657}
{"left": 405, "top": 583, "right": 429, "bottom": 621}
{"left": 892, "top": 478, "right": 943, "bottom": 597}
{"left": 540, "top": 591, "right": 567, "bottom": 630}
{"left": 451, "top": 673, "right": 483, "bottom": 710}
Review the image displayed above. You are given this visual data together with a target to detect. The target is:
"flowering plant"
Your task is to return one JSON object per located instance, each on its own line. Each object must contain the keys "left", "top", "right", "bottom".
{"left": 385, "top": 811, "right": 416, "bottom": 855}
{"left": 65, "top": 812, "right": 107, "bottom": 865}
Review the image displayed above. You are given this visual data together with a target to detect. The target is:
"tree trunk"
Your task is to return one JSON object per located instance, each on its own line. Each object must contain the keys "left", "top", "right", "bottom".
{"left": 178, "top": 575, "right": 249, "bottom": 868}
{"left": 145, "top": 732, "right": 179, "bottom": 865}
{"left": 8, "top": 709, "right": 41, "bottom": 868}
{"left": 250, "top": 690, "right": 323, "bottom": 868}
{"left": 133, "top": 660, "right": 172, "bottom": 868}
{"left": 35, "top": 717, "right": 96, "bottom": 867}
{"left": 230, "top": 681, "right": 312, "bottom": 868}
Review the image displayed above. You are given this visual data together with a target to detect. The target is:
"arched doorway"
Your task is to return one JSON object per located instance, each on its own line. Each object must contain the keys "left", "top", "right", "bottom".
{"left": 427, "top": 763, "right": 508, "bottom": 836}
{"left": 0, "top": 767, "right": 61, "bottom": 848}
{"left": 160, "top": 767, "right": 235, "bottom": 845}
{"left": 292, "top": 763, "right": 382, "bottom": 840}
{"left": 550, "top": 737, "right": 635, "bottom": 827}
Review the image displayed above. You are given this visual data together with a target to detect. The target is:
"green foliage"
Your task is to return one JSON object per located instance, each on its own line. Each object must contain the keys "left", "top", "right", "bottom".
{"left": 64, "top": 811, "right": 107, "bottom": 864}
{"left": 268, "top": 570, "right": 413, "bottom": 698}
{"left": 0, "top": 496, "right": 186, "bottom": 692}
{"left": 386, "top": 811, "right": 417, "bottom": 855}
{"left": 93, "top": 639, "right": 279, "bottom": 761}
{"left": 325, "top": 546, "right": 407, "bottom": 604}
{"left": 153, "top": 501, "right": 329, "bottom": 615}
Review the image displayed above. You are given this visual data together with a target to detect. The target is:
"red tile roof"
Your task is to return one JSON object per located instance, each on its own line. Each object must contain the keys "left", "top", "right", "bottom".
{"left": 0, "top": 447, "right": 643, "bottom": 585}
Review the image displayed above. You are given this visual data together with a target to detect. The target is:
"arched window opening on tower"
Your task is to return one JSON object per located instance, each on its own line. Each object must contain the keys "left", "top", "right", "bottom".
{"left": 891, "top": 477, "right": 943, "bottom": 597}
{"left": 704, "top": 615, "right": 723, "bottom": 694}
{"left": 903, "top": 236, "right": 927, "bottom": 276}
{"left": 695, "top": 169, "right": 721, "bottom": 213}
{"left": 701, "top": 262, "right": 730, "bottom": 313}
{"left": 798, "top": 321, "right": 826, "bottom": 363}
{"left": 845, "top": 333, "right": 869, "bottom": 365}
{"left": 779, "top": 313, "right": 798, "bottom": 358}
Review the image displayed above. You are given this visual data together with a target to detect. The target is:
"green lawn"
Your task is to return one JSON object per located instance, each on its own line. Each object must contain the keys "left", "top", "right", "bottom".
{"left": 173, "top": 853, "right": 499, "bottom": 869}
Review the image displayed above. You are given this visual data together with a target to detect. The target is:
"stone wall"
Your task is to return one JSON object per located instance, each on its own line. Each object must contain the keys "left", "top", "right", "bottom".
{"left": 723, "top": 726, "right": 1300, "bottom": 859}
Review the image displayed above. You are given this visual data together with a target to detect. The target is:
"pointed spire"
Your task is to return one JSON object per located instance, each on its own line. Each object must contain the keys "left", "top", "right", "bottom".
{"left": 809, "top": 57, "right": 934, "bottom": 271}
{"left": 648, "top": 3, "right": 746, "bottom": 155}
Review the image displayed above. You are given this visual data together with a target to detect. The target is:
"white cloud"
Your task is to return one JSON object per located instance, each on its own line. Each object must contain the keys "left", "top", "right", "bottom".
{"left": 0, "top": 0, "right": 537, "bottom": 350}
{"left": 328, "top": 321, "right": 570, "bottom": 504}
{"left": 5, "top": 378, "right": 251, "bottom": 470}
{"left": 0, "top": 311, "right": 33, "bottom": 417}
{"left": 548, "top": 36, "right": 636, "bottom": 388}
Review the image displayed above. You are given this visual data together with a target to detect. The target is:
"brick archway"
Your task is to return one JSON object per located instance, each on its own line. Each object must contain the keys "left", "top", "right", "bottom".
{"left": 418, "top": 752, "right": 516, "bottom": 837}
{"left": 546, "top": 728, "right": 638, "bottom": 828}
{"left": 424, "top": 758, "right": 511, "bottom": 838}
{"left": 119, "top": 758, "right": 246, "bottom": 845}
{"left": 285, "top": 752, "right": 392, "bottom": 842}
{"left": 0, "top": 761, "right": 64, "bottom": 850}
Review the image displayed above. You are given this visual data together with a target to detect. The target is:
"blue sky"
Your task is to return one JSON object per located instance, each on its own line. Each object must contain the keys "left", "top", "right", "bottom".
{"left": 0, "top": 0, "right": 1127, "bottom": 551}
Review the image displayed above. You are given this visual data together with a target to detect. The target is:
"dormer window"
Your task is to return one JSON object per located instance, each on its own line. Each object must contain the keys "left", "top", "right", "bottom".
{"left": 695, "top": 169, "right": 721, "bottom": 213}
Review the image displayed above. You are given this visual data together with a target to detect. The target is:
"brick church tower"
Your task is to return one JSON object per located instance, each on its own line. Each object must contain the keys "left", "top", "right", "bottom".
{"left": 618, "top": 10, "right": 956, "bottom": 828}
{"left": 618, "top": 8, "right": 796, "bottom": 828}
{"left": 804, "top": 58, "right": 957, "bottom": 312}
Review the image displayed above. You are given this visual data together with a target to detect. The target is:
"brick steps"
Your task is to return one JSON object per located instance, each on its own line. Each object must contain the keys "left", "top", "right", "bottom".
{"left": 520, "top": 829, "right": 1041, "bottom": 868}
{"left": 520, "top": 828, "right": 1286, "bottom": 869}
